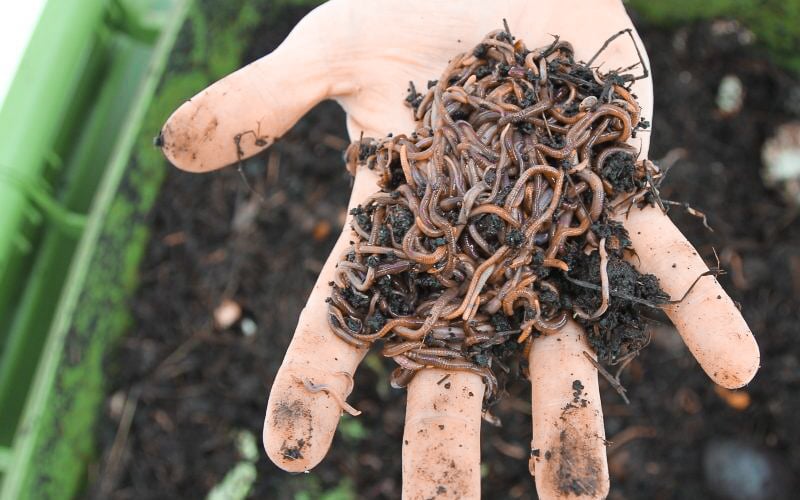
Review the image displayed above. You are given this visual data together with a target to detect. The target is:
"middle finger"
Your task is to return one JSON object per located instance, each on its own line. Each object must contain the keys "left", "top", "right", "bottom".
{"left": 530, "top": 320, "right": 609, "bottom": 500}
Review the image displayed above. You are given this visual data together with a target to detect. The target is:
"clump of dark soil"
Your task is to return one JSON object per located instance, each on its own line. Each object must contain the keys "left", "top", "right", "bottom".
{"left": 92, "top": 6, "right": 800, "bottom": 500}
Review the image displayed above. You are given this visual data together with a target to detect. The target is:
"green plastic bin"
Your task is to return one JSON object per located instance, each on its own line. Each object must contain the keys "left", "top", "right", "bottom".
{"left": 0, "top": 0, "right": 189, "bottom": 497}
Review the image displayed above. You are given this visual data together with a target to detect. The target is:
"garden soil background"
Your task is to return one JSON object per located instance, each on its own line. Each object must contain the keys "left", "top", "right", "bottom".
{"left": 91, "top": 5, "right": 800, "bottom": 499}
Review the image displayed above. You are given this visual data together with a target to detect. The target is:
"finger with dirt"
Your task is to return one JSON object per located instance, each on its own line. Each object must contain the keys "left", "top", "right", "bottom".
{"left": 530, "top": 320, "right": 609, "bottom": 500}
{"left": 159, "top": 2, "right": 355, "bottom": 172}
{"left": 263, "top": 167, "right": 380, "bottom": 471}
{"left": 402, "top": 369, "right": 484, "bottom": 499}
{"left": 620, "top": 205, "right": 760, "bottom": 389}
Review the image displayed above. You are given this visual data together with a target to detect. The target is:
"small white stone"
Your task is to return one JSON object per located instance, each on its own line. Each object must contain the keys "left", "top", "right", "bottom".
{"left": 240, "top": 317, "right": 257, "bottom": 337}
{"left": 214, "top": 299, "right": 242, "bottom": 329}
{"left": 762, "top": 122, "right": 800, "bottom": 205}
{"left": 716, "top": 75, "right": 744, "bottom": 115}
{"left": 108, "top": 390, "right": 127, "bottom": 420}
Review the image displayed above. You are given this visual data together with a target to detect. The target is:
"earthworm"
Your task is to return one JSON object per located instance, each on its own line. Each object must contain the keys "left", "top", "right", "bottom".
{"left": 382, "top": 340, "right": 425, "bottom": 357}
{"left": 548, "top": 107, "right": 586, "bottom": 125}
{"left": 389, "top": 368, "right": 418, "bottom": 389}
{"left": 427, "top": 185, "right": 453, "bottom": 230}
{"left": 350, "top": 217, "right": 371, "bottom": 240}
{"left": 354, "top": 244, "right": 408, "bottom": 259}
{"left": 459, "top": 264, "right": 497, "bottom": 321}
{"left": 516, "top": 319, "right": 536, "bottom": 343}
{"left": 612, "top": 85, "right": 641, "bottom": 126}
{"left": 367, "top": 292, "right": 381, "bottom": 318}
{"left": 484, "top": 268, "right": 523, "bottom": 313}
{"left": 298, "top": 378, "right": 362, "bottom": 417}
{"left": 327, "top": 308, "right": 369, "bottom": 348}
{"left": 502, "top": 287, "right": 540, "bottom": 317}
{"left": 444, "top": 155, "right": 467, "bottom": 196}
{"left": 399, "top": 144, "right": 417, "bottom": 188}
{"left": 534, "top": 310, "right": 569, "bottom": 332}
{"left": 500, "top": 124, "right": 522, "bottom": 166}
{"left": 573, "top": 238, "right": 611, "bottom": 320}
{"left": 468, "top": 204, "right": 520, "bottom": 226}
{"left": 393, "top": 354, "right": 425, "bottom": 371}
{"left": 416, "top": 185, "right": 445, "bottom": 237}
{"left": 400, "top": 288, "right": 459, "bottom": 340}
{"left": 458, "top": 181, "right": 489, "bottom": 225}
{"left": 595, "top": 145, "right": 638, "bottom": 173}
{"left": 333, "top": 261, "right": 366, "bottom": 286}
{"left": 444, "top": 247, "right": 507, "bottom": 320}
{"left": 412, "top": 347, "right": 465, "bottom": 358}
{"left": 357, "top": 318, "right": 430, "bottom": 342}
{"left": 346, "top": 268, "right": 376, "bottom": 292}
{"left": 431, "top": 325, "right": 466, "bottom": 340}
{"left": 575, "top": 168, "right": 606, "bottom": 221}
{"left": 404, "top": 352, "right": 501, "bottom": 399}
{"left": 329, "top": 289, "right": 361, "bottom": 318}
{"left": 402, "top": 226, "right": 447, "bottom": 265}
{"left": 467, "top": 223, "right": 494, "bottom": 255}
{"left": 498, "top": 99, "right": 552, "bottom": 126}
{"left": 374, "top": 260, "right": 412, "bottom": 278}
{"left": 405, "top": 351, "right": 472, "bottom": 369}
{"left": 503, "top": 165, "right": 561, "bottom": 210}
{"left": 579, "top": 117, "right": 612, "bottom": 160}
{"left": 460, "top": 232, "right": 482, "bottom": 261}
{"left": 547, "top": 206, "right": 590, "bottom": 258}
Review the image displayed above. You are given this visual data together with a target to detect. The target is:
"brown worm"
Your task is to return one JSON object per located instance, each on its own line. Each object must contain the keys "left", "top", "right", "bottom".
{"left": 298, "top": 377, "right": 361, "bottom": 417}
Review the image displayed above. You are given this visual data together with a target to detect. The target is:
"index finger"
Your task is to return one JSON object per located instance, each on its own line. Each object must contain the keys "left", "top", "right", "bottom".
{"left": 620, "top": 204, "right": 760, "bottom": 388}
{"left": 159, "top": 2, "right": 355, "bottom": 172}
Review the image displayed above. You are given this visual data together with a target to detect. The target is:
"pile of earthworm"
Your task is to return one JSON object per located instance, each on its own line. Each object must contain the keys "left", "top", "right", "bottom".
{"left": 328, "top": 28, "right": 669, "bottom": 404}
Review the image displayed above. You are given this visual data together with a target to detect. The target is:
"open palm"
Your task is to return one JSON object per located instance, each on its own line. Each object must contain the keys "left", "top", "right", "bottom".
{"left": 160, "top": 1, "right": 759, "bottom": 498}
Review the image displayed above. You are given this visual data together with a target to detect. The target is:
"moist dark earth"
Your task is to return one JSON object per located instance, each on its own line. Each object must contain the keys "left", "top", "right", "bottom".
{"left": 92, "top": 7, "right": 800, "bottom": 500}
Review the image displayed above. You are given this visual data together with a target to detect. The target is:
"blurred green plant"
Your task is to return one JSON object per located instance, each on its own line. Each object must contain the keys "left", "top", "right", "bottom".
{"left": 627, "top": 0, "right": 800, "bottom": 72}
{"left": 338, "top": 414, "right": 367, "bottom": 442}
{"left": 363, "top": 352, "right": 391, "bottom": 399}
{"left": 294, "top": 478, "right": 356, "bottom": 500}
{"left": 206, "top": 430, "right": 259, "bottom": 500}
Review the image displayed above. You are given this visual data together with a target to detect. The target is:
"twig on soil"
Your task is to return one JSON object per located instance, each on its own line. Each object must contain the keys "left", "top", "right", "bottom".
{"left": 97, "top": 386, "right": 140, "bottom": 497}
{"left": 607, "top": 425, "right": 657, "bottom": 454}
{"left": 583, "top": 351, "right": 630, "bottom": 404}
{"left": 661, "top": 199, "right": 714, "bottom": 232}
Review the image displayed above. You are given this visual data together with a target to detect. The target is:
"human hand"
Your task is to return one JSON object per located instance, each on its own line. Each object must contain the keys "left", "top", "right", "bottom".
{"left": 159, "top": 1, "right": 760, "bottom": 498}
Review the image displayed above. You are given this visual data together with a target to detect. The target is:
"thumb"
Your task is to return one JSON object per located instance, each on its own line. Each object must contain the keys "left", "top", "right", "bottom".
{"left": 159, "top": 2, "right": 355, "bottom": 172}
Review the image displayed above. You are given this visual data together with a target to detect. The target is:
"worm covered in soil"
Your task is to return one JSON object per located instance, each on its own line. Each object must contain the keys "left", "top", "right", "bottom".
{"left": 328, "top": 27, "right": 669, "bottom": 404}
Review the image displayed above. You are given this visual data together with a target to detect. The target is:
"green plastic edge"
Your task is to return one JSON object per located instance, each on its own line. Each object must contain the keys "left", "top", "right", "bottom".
{"left": 0, "top": 0, "right": 108, "bottom": 321}
{"left": 0, "top": 1, "right": 190, "bottom": 497}
{"left": 4, "top": 0, "right": 329, "bottom": 497}
{"left": 0, "top": 36, "right": 152, "bottom": 448}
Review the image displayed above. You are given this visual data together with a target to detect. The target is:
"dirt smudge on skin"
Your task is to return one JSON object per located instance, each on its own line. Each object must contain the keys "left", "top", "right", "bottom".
{"left": 201, "top": 116, "right": 219, "bottom": 142}
{"left": 280, "top": 438, "right": 306, "bottom": 461}
{"left": 546, "top": 405, "right": 603, "bottom": 497}
{"left": 411, "top": 442, "right": 472, "bottom": 499}
{"left": 270, "top": 398, "right": 314, "bottom": 463}
{"left": 160, "top": 120, "right": 201, "bottom": 167}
